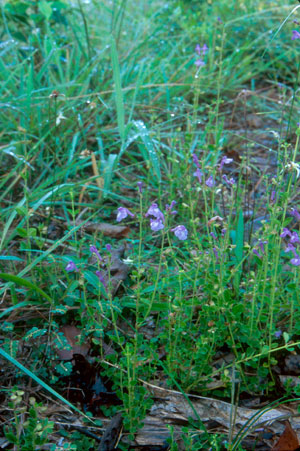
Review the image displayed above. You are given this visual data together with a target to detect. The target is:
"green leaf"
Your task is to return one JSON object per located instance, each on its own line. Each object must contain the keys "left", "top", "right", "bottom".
{"left": 235, "top": 210, "right": 244, "bottom": 263}
{"left": 38, "top": 0, "right": 53, "bottom": 20}
{"left": 0, "top": 273, "right": 53, "bottom": 303}
{"left": 0, "top": 256, "right": 24, "bottom": 261}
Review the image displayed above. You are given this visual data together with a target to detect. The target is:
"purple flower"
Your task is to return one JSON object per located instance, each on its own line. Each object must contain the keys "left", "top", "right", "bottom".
{"left": 195, "top": 59, "right": 205, "bottom": 67}
{"left": 96, "top": 270, "right": 107, "bottom": 287}
{"left": 65, "top": 261, "right": 79, "bottom": 272}
{"left": 165, "top": 200, "right": 177, "bottom": 215}
{"left": 150, "top": 218, "right": 164, "bottom": 232}
{"left": 106, "top": 244, "right": 112, "bottom": 252}
{"left": 193, "top": 168, "right": 203, "bottom": 183}
{"left": 221, "top": 228, "right": 226, "bottom": 237}
{"left": 290, "top": 232, "right": 300, "bottom": 244}
{"left": 291, "top": 256, "right": 300, "bottom": 266}
{"left": 281, "top": 228, "right": 292, "bottom": 238}
{"left": 285, "top": 242, "right": 297, "bottom": 255}
{"left": 270, "top": 190, "right": 276, "bottom": 202}
{"left": 90, "top": 245, "right": 102, "bottom": 261}
{"left": 116, "top": 207, "right": 135, "bottom": 222}
{"left": 222, "top": 174, "right": 235, "bottom": 186}
{"left": 253, "top": 249, "right": 262, "bottom": 259}
{"left": 290, "top": 208, "right": 300, "bottom": 221}
{"left": 137, "top": 181, "right": 143, "bottom": 193}
{"left": 195, "top": 43, "right": 208, "bottom": 56}
{"left": 292, "top": 30, "right": 300, "bottom": 40}
{"left": 258, "top": 240, "right": 268, "bottom": 254}
{"left": 171, "top": 225, "right": 188, "bottom": 241}
{"left": 212, "top": 247, "right": 219, "bottom": 261}
{"left": 219, "top": 156, "right": 233, "bottom": 171}
{"left": 192, "top": 153, "right": 200, "bottom": 167}
{"left": 145, "top": 203, "right": 165, "bottom": 222}
{"left": 205, "top": 175, "right": 215, "bottom": 188}
{"left": 274, "top": 330, "right": 282, "bottom": 339}
{"left": 210, "top": 232, "right": 217, "bottom": 240}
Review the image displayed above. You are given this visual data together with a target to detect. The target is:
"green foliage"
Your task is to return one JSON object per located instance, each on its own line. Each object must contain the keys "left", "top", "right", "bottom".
{"left": 1, "top": 0, "right": 300, "bottom": 447}
{"left": 4, "top": 390, "right": 54, "bottom": 450}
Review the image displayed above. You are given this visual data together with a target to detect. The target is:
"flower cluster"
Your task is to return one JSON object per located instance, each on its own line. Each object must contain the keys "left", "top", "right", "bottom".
{"left": 195, "top": 43, "right": 208, "bottom": 67}
{"left": 253, "top": 240, "right": 268, "bottom": 260}
{"left": 64, "top": 244, "right": 108, "bottom": 290}
{"left": 116, "top": 196, "right": 188, "bottom": 241}
{"left": 281, "top": 227, "right": 300, "bottom": 266}
{"left": 192, "top": 153, "right": 235, "bottom": 188}
{"left": 145, "top": 202, "right": 188, "bottom": 240}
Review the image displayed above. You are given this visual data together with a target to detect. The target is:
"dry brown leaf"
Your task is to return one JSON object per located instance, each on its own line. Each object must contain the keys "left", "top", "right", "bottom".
{"left": 68, "top": 221, "right": 131, "bottom": 239}
{"left": 272, "top": 421, "right": 300, "bottom": 451}
{"left": 56, "top": 325, "right": 90, "bottom": 360}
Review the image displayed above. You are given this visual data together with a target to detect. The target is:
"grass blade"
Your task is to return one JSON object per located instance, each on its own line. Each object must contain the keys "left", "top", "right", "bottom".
{"left": 0, "top": 347, "right": 94, "bottom": 423}
{"left": 111, "top": 36, "right": 125, "bottom": 142}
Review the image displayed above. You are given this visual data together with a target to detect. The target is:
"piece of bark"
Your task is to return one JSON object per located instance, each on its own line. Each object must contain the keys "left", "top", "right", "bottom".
{"left": 132, "top": 384, "right": 300, "bottom": 447}
{"left": 98, "top": 413, "right": 123, "bottom": 451}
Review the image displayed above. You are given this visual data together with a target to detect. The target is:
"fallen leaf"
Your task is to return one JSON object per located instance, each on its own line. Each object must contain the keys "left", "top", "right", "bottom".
{"left": 56, "top": 325, "right": 90, "bottom": 360}
{"left": 272, "top": 421, "right": 300, "bottom": 451}
{"left": 67, "top": 221, "right": 131, "bottom": 239}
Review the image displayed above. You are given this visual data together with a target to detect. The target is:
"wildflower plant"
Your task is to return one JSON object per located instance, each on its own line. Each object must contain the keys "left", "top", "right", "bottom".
{"left": 3, "top": 0, "right": 300, "bottom": 447}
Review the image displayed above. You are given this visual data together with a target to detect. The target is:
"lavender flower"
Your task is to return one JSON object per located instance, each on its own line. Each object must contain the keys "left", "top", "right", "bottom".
{"left": 137, "top": 181, "right": 143, "bottom": 193}
{"left": 90, "top": 245, "right": 102, "bottom": 261}
{"left": 281, "top": 228, "right": 292, "bottom": 238}
{"left": 195, "top": 59, "right": 205, "bottom": 67}
{"left": 145, "top": 203, "right": 165, "bottom": 222}
{"left": 165, "top": 200, "right": 177, "bottom": 215}
{"left": 274, "top": 330, "right": 282, "bottom": 339}
{"left": 96, "top": 270, "right": 107, "bottom": 287}
{"left": 116, "top": 207, "right": 135, "bottom": 222}
{"left": 219, "top": 156, "right": 233, "bottom": 171}
{"left": 195, "top": 43, "right": 208, "bottom": 56}
{"left": 193, "top": 168, "right": 203, "bottom": 183}
{"left": 290, "top": 232, "right": 300, "bottom": 244}
{"left": 65, "top": 261, "right": 79, "bottom": 272}
{"left": 205, "top": 175, "right": 215, "bottom": 188}
{"left": 210, "top": 232, "right": 217, "bottom": 240}
{"left": 290, "top": 208, "right": 300, "bottom": 221}
{"left": 292, "top": 30, "right": 300, "bottom": 40}
{"left": 222, "top": 174, "right": 235, "bottom": 186}
{"left": 212, "top": 247, "right": 219, "bottom": 260}
{"left": 285, "top": 242, "right": 296, "bottom": 254}
{"left": 106, "top": 244, "right": 112, "bottom": 252}
{"left": 150, "top": 218, "right": 164, "bottom": 232}
{"left": 270, "top": 190, "right": 276, "bottom": 202}
{"left": 291, "top": 256, "right": 300, "bottom": 266}
{"left": 192, "top": 153, "right": 200, "bottom": 167}
{"left": 258, "top": 240, "right": 268, "bottom": 254}
{"left": 284, "top": 242, "right": 300, "bottom": 265}
{"left": 221, "top": 228, "right": 226, "bottom": 237}
{"left": 253, "top": 249, "right": 262, "bottom": 259}
{"left": 171, "top": 225, "right": 188, "bottom": 241}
